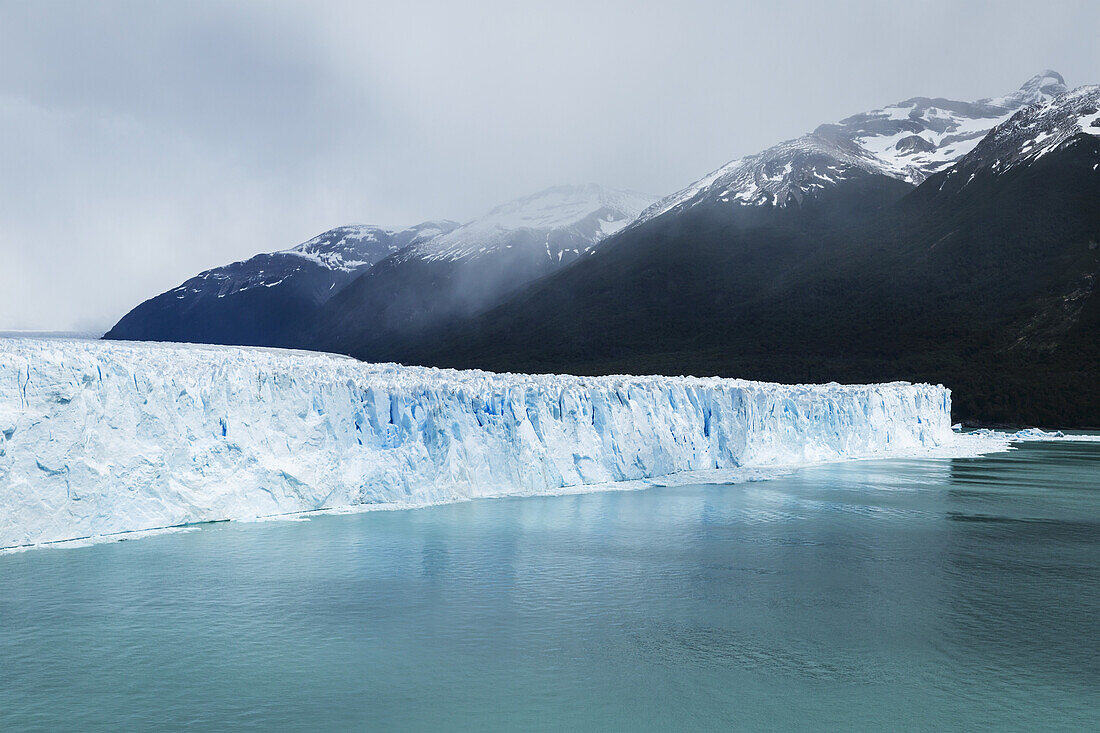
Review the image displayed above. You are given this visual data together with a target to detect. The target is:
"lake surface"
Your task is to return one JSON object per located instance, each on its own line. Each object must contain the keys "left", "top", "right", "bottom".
{"left": 2, "top": 441, "right": 1098, "bottom": 731}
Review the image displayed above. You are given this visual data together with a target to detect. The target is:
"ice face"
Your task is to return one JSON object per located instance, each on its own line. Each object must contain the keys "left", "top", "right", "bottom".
{"left": 0, "top": 338, "right": 953, "bottom": 549}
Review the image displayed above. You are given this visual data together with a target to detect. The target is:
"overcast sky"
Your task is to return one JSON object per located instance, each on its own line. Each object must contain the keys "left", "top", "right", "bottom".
{"left": 1, "top": 0, "right": 1096, "bottom": 332}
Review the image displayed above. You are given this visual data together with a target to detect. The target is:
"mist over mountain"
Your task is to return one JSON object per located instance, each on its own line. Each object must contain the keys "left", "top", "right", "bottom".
{"left": 376, "top": 74, "right": 1100, "bottom": 426}
{"left": 311, "top": 184, "right": 655, "bottom": 359}
{"left": 107, "top": 185, "right": 652, "bottom": 350}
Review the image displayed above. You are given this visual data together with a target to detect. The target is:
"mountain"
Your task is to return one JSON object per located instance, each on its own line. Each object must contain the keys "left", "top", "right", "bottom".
{"left": 404, "top": 184, "right": 653, "bottom": 262}
{"left": 105, "top": 184, "right": 651, "bottom": 354}
{"left": 383, "top": 76, "right": 1100, "bottom": 427}
{"left": 310, "top": 184, "right": 655, "bottom": 358}
{"left": 103, "top": 72, "right": 1096, "bottom": 425}
{"left": 635, "top": 70, "right": 1067, "bottom": 221}
{"left": 928, "top": 82, "right": 1100, "bottom": 193}
{"left": 105, "top": 221, "right": 456, "bottom": 347}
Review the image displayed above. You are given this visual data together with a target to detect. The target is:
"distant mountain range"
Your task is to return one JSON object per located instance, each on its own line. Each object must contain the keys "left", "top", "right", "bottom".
{"left": 106, "top": 185, "right": 652, "bottom": 350}
{"left": 106, "top": 72, "right": 1100, "bottom": 426}
{"left": 105, "top": 221, "right": 457, "bottom": 347}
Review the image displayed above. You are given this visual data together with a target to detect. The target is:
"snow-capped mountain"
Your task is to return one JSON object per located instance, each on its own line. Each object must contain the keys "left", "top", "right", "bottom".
{"left": 637, "top": 71, "right": 1069, "bottom": 221}
{"left": 107, "top": 185, "right": 652, "bottom": 354}
{"left": 105, "top": 220, "right": 457, "bottom": 347}
{"left": 167, "top": 221, "right": 456, "bottom": 301}
{"left": 313, "top": 184, "right": 656, "bottom": 359}
{"left": 288, "top": 221, "right": 457, "bottom": 272}
{"left": 401, "top": 184, "right": 655, "bottom": 263}
{"left": 396, "top": 76, "right": 1100, "bottom": 426}
{"left": 940, "top": 83, "right": 1099, "bottom": 179}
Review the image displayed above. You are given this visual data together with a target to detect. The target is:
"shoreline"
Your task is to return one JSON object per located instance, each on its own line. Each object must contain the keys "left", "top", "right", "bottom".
{"left": 2, "top": 430, "right": 1027, "bottom": 555}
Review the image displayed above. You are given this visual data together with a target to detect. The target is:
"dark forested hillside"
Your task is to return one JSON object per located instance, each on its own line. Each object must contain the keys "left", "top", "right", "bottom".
{"left": 375, "top": 136, "right": 1100, "bottom": 427}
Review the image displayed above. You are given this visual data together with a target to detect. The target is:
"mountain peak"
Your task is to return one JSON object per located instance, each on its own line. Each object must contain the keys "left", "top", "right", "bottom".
{"left": 635, "top": 72, "right": 1086, "bottom": 225}
{"left": 284, "top": 221, "right": 458, "bottom": 272}
{"left": 1022, "top": 69, "right": 1066, "bottom": 89}
{"left": 406, "top": 185, "right": 656, "bottom": 262}
{"left": 984, "top": 70, "right": 1069, "bottom": 111}
{"left": 949, "top": 83, "right": 1100, "bottom": 177}
{"left": 480, "top": 184, "right": 655, "bottom": 227}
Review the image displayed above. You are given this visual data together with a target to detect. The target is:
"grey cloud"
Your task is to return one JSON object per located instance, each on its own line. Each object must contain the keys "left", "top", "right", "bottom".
{"left": 0, "top": 0, "right": 1097, "bottom": 331}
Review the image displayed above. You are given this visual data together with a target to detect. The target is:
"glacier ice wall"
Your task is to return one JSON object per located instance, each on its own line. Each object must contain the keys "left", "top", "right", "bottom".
{"left": 0, "top": 338, "right": 952, "bottom": 548}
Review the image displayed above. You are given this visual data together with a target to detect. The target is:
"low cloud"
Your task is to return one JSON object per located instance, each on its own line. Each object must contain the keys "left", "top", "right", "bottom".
{"left": 1, "top": 0, "right": 1096, "bottom": 330}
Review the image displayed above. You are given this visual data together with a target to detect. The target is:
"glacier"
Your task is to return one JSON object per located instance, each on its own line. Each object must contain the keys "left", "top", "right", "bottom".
{"left": 0, "top": 338, "right": 956, "bottom": 549}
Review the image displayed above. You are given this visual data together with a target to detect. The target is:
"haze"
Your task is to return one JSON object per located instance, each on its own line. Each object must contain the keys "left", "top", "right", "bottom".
{"left": 1, "top": 0, "right": 1096, "bottom": 332}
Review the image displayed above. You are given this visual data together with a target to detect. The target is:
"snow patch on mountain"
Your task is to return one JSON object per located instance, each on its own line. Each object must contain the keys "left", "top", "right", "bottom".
{"left": 958, "top": 84, "right": 1100, "bottom": 173}
{"left": 1, "top": 338, "right": 955, "bottom": 549}
{"left": 163, "top": 221, "right": 460, "bottom": 302}
{"left": 405, "top": 184, "right": 656, "bottom": 262}
{"left": 286, "top": 221, "right": 456, "bottom": 272}
{"left": 636, "top": 71, "right": 1071, "bottom": 223}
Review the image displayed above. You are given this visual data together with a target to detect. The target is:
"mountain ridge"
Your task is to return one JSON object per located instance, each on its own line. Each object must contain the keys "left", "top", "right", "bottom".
{"left": 380, "top": 78, "right": 1099, "bottom": 426}
{"left": 104, "top": 220, "right": 458, "bottom": 346}
{"left": 311, "top": 184, "right": 656, "bottom": 358}
{"left": 634, "top": 71, "right": 1070, "bottom": 224}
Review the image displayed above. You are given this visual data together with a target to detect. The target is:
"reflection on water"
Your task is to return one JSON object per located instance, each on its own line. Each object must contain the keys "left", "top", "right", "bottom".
{"left": 1, "top": 442, "right": 1098, "bottom": 731}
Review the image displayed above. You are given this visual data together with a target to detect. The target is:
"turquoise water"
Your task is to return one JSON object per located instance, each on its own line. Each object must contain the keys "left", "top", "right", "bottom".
{"left": 2, "top": 441, "right": 1098, "bottom": 731}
